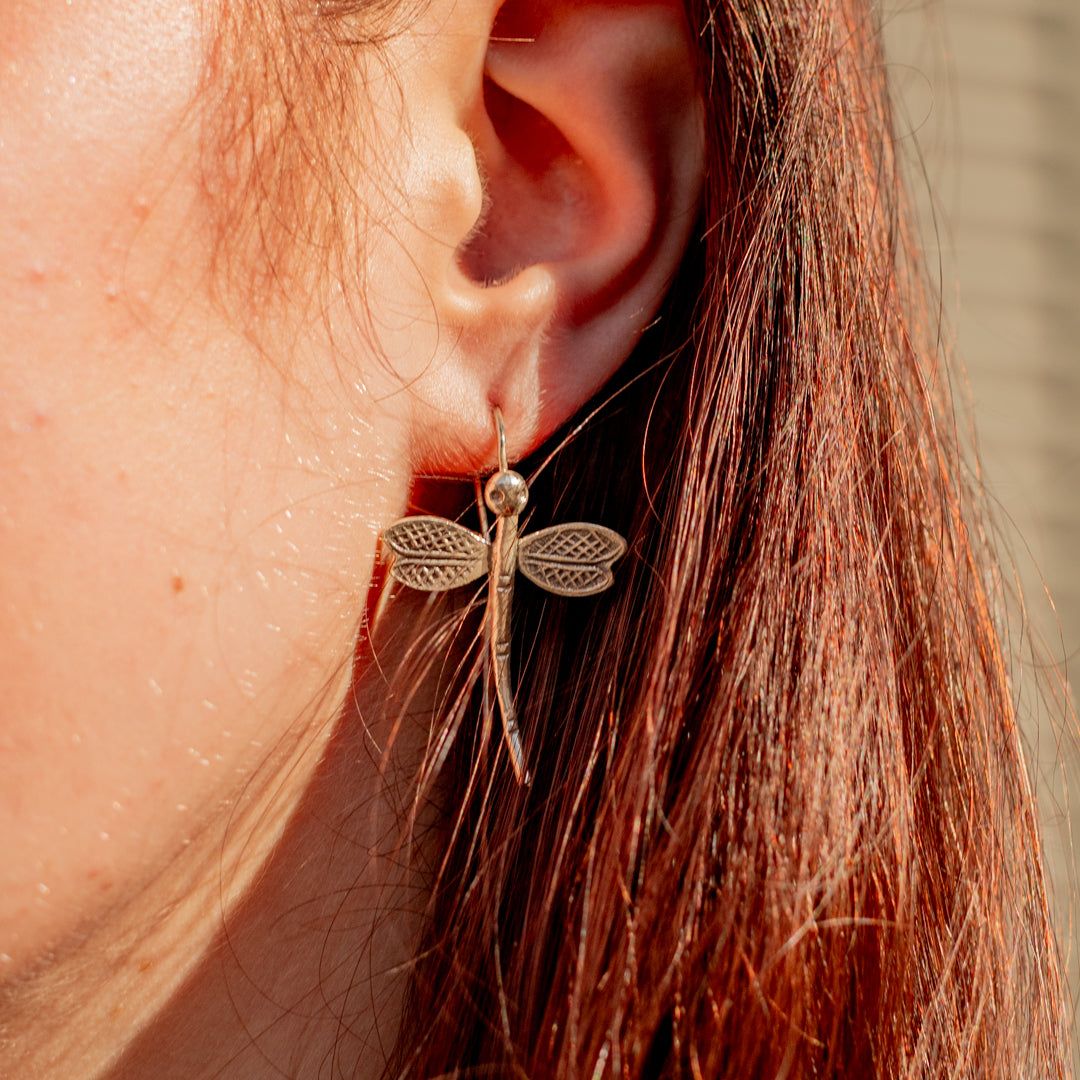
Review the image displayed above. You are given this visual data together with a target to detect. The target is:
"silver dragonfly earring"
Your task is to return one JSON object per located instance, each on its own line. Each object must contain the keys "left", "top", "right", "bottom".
{"left": 381, "top": 408, "right": 627, "bottom": 785}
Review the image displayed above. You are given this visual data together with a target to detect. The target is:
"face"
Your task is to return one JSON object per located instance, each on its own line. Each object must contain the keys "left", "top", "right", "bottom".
{"left": 0, "top": 1, "right": 421, "bottom": 970}
{"left": 0, "top": 0, "right": 703, "bottom": 998}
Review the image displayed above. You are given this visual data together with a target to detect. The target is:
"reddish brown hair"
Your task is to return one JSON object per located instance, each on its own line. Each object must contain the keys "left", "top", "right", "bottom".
{"left": 204, "top": 0, "right": 1072, "bottom": 1074}
{"left": 379, "top": 1, "right": 1072, "bottom": 1076}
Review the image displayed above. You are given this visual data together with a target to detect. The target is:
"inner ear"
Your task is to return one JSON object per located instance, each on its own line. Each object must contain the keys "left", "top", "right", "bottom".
{"left": 398, "top": 0, "right": 703, "bottom": 472}
{"left": 459, "top": 75, "right": 601, "bottom": 289}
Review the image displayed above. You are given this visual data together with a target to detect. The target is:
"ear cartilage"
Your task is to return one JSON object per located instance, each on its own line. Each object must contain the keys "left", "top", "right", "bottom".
{"left": 381, "top": 408, "right": 627, "bottom": 785}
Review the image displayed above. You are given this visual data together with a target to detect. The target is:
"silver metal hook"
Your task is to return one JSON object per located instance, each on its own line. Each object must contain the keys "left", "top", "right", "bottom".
{"left": 492, "top": 406, "right": 509, "bottom": 473}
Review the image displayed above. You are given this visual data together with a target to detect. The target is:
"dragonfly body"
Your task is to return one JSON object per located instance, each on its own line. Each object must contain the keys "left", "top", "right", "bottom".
{"left": 382, "top": 454, "right": 626, "bottom": 785}
{"left": 488, "top": 503, "right": 525, "bottom": 780}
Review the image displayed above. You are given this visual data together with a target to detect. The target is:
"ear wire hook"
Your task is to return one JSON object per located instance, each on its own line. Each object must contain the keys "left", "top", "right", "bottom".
{"left": 492, "top": 406, "right": 509, "bottom": 473}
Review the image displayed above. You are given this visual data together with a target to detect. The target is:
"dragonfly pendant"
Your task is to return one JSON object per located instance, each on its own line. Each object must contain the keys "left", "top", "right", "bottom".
{"left": 381, "top": 412, "right": 626, "bottom": 785}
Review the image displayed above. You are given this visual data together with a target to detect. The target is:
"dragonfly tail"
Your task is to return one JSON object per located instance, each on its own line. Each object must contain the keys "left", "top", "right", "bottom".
{"left": 499, "top": 698, "right": 532, "bottom": 787}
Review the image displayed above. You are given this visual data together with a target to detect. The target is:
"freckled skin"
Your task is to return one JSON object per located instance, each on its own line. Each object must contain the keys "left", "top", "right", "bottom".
{"left": 0, "top": 0, "right": 703, "bottom": 1071}
{"left": 0, "top": 1, "right": 413, "bottom": 975}
{"left": 0, "top": 5, "right": 548, "bottom": 1068}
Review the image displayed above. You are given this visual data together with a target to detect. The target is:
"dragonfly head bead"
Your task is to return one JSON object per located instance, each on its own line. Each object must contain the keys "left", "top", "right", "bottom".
{"left": 484, "top": 470, "right": 529, "bottom": 517}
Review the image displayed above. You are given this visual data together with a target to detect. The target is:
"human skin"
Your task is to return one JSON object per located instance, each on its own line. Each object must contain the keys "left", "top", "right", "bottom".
{"left": 0, "top": 0, "right": 702, "bottom": 1074}
{"left": 0, "top": 3, "right": 415, "bottom": 1072}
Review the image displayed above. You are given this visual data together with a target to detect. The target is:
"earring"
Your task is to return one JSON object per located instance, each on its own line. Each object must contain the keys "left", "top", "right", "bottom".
{"left": 381, "top": 408, "right": 627, "bottom": 785}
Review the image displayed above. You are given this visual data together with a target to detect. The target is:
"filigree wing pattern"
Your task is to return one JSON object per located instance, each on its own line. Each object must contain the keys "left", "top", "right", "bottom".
{"left": 517, "top": 523, "right": 627, "bottom": 597}
{"left": 383, "top": 516, "right": 489, "bottom": 592}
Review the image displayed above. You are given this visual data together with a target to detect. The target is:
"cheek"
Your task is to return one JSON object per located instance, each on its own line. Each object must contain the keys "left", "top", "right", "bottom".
{"left": 0, "top": 0, "right": 204, "bottom": 292}
{"left": 0, "top": 359, "right": 403, "bottom": 967}
{"left": 0, "top": 3, "right": 409, "bottom": 967}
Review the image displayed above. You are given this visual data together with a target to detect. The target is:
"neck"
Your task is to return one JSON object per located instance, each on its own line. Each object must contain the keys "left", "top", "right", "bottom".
{"left": 0, "top": 607, "right": 439, "bottom": 1080}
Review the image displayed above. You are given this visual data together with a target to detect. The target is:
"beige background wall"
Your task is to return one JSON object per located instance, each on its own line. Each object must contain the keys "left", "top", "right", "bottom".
{"left": 883, "top": 0, "right": 1080, "bottom": 1062}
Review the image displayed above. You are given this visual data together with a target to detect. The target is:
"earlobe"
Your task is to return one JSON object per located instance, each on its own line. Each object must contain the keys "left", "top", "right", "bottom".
{"left": 401, "top": 0, "right": 703, "bottom": 473}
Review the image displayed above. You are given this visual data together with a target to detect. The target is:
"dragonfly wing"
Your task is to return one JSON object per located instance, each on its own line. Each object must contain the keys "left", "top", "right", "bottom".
{"left": 517, "top": 523, "right": 627, "bottom": 597}
{"left": 383, "top": 516, "right": 489, "bottom": 592}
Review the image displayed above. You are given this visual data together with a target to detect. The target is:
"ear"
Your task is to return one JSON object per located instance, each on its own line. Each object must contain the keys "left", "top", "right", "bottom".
{"left": 391, "top": 0, "right": 704, "bottom": 473}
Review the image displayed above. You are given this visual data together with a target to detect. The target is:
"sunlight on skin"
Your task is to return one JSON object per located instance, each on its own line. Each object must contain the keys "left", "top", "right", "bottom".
{"left": 0, "top": 0, "right": 397, "bottom": 961}
{"left": 0, "top": 0, "right": 701, "bottom": 1073}
{"left": 0, "top": 1, "right": 514, "bottom": 1072}
{"left": 0, "top": 2, "right": 415, "bottom": 1073}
